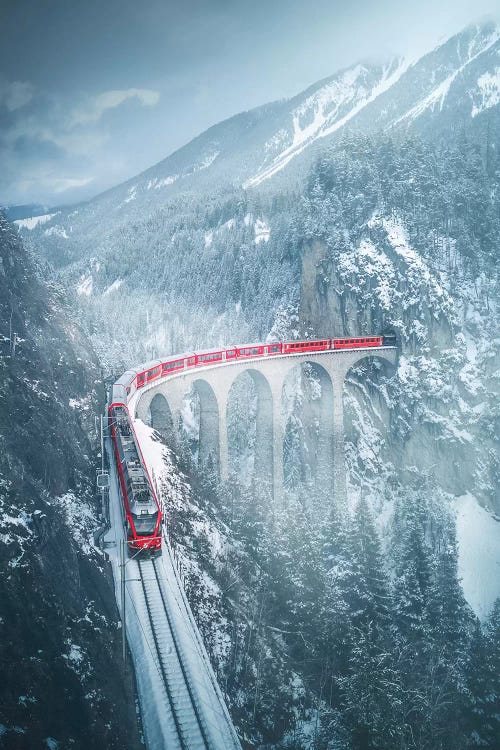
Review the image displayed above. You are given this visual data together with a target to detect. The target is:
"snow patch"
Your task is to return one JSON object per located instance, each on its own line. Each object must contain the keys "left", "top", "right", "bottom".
{"left": 254, "top": 218, "right": 270, "bottom": 244}
{"left": 147, "top": 175, "right": 179, "bottom": 189}
{"left": 68, "top": 395, "right": 92, "bottom": 411}
{"left": 455, "top": 494, "right": 500, "bottom": 619}
{"left": 472, "top": 67, "right": 500, "bottom": 116}
{"left": 103, "top": 278, "right": 124, "bottom": 296}
{"left": 44, "top": 225, "right": 68, "bottom": 239}
{"left": 14, "top": 213, "right": 58, "bottom": 230}
{"left": 195, "top": 150, "right": 220, "bottom": 171}
{"left": 55, "top": 493, "right": 97, "bottom": 557}
{"left": 76, "top": 275, "right": 93, "bottom": 297}
{"left": 124, "top": 185, "right": 137, "bottom": 203}
{"left": 63, "top": 642, "right": 84, "bottom": 669}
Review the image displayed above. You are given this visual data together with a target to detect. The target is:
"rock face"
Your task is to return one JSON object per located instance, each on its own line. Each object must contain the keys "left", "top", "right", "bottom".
{"left": 0, "top": 214, "right": 142, "bottom": 749}
{"left": 296, "top": 139, "right": 500, "bottom": 510}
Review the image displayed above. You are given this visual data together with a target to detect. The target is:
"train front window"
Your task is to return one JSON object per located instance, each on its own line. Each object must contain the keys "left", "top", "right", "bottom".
{"left": 132, "top": 511, "right": 158, "bottom": 535}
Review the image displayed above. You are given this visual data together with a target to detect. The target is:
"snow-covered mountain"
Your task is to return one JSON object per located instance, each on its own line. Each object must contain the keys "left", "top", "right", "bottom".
{"left": 16, "top": 20, "right": 500, "bottom": 253}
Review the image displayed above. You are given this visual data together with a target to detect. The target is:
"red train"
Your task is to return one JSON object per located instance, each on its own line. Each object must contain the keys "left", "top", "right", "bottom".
{"left": 108, "top": 403, "right": 162, "bottom": 555}
{"left": 127, "top": 334, "right": 396, "bottom": 392}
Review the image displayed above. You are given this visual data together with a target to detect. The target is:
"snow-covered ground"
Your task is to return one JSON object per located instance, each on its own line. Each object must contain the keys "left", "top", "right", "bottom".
{"left": 455, "top": 494, "right": 500, "bottom": 620}
{"left": 14, "top": 213, "right": 58, "bottom": 230}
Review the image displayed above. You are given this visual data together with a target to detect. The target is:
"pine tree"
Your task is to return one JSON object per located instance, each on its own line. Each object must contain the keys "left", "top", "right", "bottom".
{"left": 470, "top": 598, "right": 500, "bottom": 749}
{"left": 350, "top": 497, "right": 393, "bottom": 640}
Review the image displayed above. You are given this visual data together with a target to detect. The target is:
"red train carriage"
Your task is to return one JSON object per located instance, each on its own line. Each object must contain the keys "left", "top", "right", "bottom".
{"left": 333, "top": 336, "right": 382, "bottom": 349}
{"left": 235, "top": 344, "right": 266, "bottom": 357}
{"left": 161, "top": 357, "right": 185, "bottom": 374}
{"left": 282, "top": 339, "right": 331, "bottom": 354}
{"left": 184, "top": 349, "right": 225, "bottom": 367}
{"left": 108, "top": 402, "right": 162, "bottom": 556}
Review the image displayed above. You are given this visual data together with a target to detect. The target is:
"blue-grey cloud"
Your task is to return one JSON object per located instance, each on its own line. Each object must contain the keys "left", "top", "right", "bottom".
{"left": 69, "top": 88, "right": 160, "bottom": 126}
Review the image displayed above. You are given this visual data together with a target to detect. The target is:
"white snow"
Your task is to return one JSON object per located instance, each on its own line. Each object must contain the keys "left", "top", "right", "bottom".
{"left": 472, "top": 67, "right": 500, "bottom": 116}
{"left": 455, "top": 494, "right": 500, "bottom": 619}
{"left": 147, "top": 175, "right": 179, "bottom": 189}
{"left": 124, "top": 185, "right": 137, "bottom": 203}
{"left": 76, "top": 275, "right": 93, "bottom": 297}
{"left": 244, "top": 57, "right": 412, "bottom": 188}
{"left": 68, "top": 395, "right": 92, "bottom": 411}
{"left": 103, "top": 278, "right": 124, "bottom": 296}
{"left": 254, "top": 218, "right": 270, "bottom": 244}
{"left": 44, "top": 225, "right": 68, "bottom": 239}
{"left": 195, "top": 151, "right": 220, "bottom": 171}
{"left": 64, "top": 642, "right": 84, "bottom": 667}
{"left": 55, "top": 493, "right": 97, "bottom": 557}
{"left": 14, "top": 213, "right": 58, "bottom": 230}
{"left": 204, "top": 231, "right": 213, "bottom": 248}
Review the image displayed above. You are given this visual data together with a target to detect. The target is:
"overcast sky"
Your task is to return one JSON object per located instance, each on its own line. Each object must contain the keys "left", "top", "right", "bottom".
{"left": 0, "top": 0, "right": 498, "bottom": 207}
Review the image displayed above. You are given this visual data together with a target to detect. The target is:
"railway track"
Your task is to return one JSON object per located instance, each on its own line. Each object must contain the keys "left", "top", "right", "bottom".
{"left": 138, "top": 557, "right": 212, "bottom": 750}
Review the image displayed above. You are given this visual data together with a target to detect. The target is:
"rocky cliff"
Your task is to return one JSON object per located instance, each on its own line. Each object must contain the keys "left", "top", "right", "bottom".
{"left": 0, "top": 214, "right": 142, "bottom": 749}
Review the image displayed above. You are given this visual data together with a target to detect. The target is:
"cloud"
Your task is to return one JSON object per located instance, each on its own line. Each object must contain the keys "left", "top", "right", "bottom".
{"left": 0, "top": 79, "right": 35, "bottom": 111}
{"left": 70, "top": 88, "right": 160, "bottom": 126}
{"left": 50, "top": 176, "right": 94, "bottom": 193}
{"left": 0, "top": 84, "right": 161, "bottom": 202}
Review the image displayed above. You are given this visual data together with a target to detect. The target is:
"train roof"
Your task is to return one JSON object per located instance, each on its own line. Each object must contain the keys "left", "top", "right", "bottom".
{"left": 114, "top": 370, "right": 137, "bottom": 387}
{"left": 134, "top": 359, "right": 162, "bottom": 373}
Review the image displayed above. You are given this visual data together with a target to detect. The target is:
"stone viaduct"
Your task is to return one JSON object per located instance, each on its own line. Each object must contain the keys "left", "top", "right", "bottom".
{"left": 132, "top": 347, "right": 397, "bottom": 500}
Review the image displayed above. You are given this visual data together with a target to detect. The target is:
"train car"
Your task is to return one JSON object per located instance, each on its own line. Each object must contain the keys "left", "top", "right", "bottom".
{"left": 333, "top": 336, "right": 382, "bottom": 349}
{"left": 282, "top": 339, "right": 331, "bottom": 354}
{"left": 108, "top": 403, "right": 162, "bottom": 556}
{"left": 134, "top": 359, "right": 163, "bottom": 389}
{"left": 190, "top": 349, "right": 225, "bottom": 366}
{"left": 111, "top": 370, "right": 137, "bottom": 405}
{"left": 235, "top": 343, "right": 267, "bottom": 358}
{"left": 161, "top": 356, "right": 185, "bottom": 375}
{"left": 265, "top": 343, "right": 282, "bottom": 356}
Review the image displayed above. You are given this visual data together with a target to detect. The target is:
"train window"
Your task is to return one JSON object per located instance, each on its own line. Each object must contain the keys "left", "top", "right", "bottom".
{"left": 132, "top": 511, "right": 158, "bottom": 536}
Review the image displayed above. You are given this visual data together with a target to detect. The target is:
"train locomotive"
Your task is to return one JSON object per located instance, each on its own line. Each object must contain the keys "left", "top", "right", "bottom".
{"left": 108, "top": 399, "right": 162, "bottom": 556}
